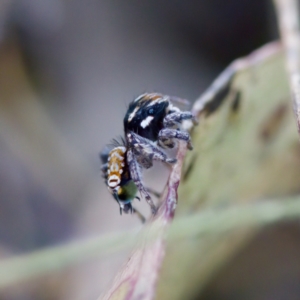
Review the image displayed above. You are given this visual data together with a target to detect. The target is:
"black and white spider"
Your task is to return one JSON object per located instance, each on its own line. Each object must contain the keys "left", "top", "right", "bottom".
{"left": 123, "top": 93, "right": 197, "bottom": 213}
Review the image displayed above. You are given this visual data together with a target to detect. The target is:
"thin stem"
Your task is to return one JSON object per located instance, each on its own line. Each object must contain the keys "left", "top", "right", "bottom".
{"left": 273, "top": 0, "right": 300, "bottom": 135}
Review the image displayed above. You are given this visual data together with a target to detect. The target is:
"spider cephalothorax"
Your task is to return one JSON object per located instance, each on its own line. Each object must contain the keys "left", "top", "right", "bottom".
{"left": 100, "top": 144, "right": 143, "bottom": 219}
{"left": 123, "top": 93, "right": 197, "bottom": 213}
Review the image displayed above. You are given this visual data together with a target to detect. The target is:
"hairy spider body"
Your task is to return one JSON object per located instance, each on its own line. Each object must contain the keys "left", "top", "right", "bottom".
{"left": 123, "top": 93, "right": 197, "bottom": 213}
{"left": 124, "top": 93, "right": 197, "bottom": 149}
{"left": 124, "top": 93, "right": 169, "bottom": 141}
{"left": 100, "top": 145, "right": 143, "bottom": 217}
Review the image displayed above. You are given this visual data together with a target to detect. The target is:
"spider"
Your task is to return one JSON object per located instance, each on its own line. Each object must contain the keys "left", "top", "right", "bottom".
{"left": 123, "top": 93, "right": 198, "bottom": 214}
{"left": 100, "top": 143, "right": 146, "bottom": 222}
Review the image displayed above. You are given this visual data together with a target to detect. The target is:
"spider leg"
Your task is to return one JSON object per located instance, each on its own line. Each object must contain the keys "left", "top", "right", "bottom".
{"left": 132, "top": 207, "right": 146, "bottom": 223}
{"left": 127, "top": 132, "right": 176, "bottom": 168}
{"left": 127, "top": 148, "right": 157, "bottom": 214}
{"left": 158, "top": 128, "right": 193, "bottom": 150}
{"left": 145, "top": 186, "right": 161, "bottom": 198}
{"left": 163, "top": 111, "right": 198, "bottom": 128}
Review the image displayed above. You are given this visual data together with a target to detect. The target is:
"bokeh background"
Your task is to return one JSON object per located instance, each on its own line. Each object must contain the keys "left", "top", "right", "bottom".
{"left": 0, "top": 1, "right": 279, "bottom": 299}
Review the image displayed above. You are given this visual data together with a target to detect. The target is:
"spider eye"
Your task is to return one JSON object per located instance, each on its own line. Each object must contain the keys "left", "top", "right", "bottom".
{"left": 148, "top": 108, "right": 154, "bottom": 115}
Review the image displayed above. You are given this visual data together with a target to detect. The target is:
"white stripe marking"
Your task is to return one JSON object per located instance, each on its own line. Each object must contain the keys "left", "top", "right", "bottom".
{"left": 127, "top": 107, "right": 139, "bottom": 122}
{"left": 140, "top": 116, "right": 154, "bottom": 128}
{"left": 118, "top": 146, "right": 126, "bottom": 153}
{"left": 110, "top": 151, "right": 124, "bottom": 160}
{"left": 108, "top": 175, "right": 120, "bottom": 187}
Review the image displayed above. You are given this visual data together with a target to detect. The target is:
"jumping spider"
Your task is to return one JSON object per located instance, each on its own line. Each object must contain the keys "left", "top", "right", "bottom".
{"left": 101, "top": 93, "right": 197, "bottom": 218}
{"left": 123, "top": 93, "right": 198, "bottom": 214}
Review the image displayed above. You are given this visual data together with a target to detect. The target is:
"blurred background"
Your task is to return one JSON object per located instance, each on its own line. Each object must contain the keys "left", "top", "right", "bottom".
{"left": 0, "top": 0, "right": 281, "bottom": 299}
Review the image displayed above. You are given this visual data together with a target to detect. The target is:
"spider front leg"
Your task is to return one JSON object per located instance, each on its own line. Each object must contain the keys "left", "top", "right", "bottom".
{"left": 127, "top": 148, "right": 157, "bottom": 214}
{"left": 158, "top": 128, "right": 193, "bottom": 150}
{"left": 163, "top": 111, "right": 198, "bottom": 128}
{"left": 127, "top": 132, "right": 177, "bottom": 169}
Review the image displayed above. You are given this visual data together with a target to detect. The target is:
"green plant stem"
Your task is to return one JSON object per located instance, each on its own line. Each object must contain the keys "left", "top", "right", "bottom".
{"left": 0, "top": 197, "right": 300, "bottom": 289}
